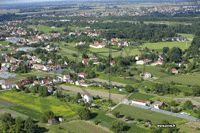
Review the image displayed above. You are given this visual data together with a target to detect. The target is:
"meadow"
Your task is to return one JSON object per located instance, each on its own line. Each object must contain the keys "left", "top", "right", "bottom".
{"left": 113, "top": 104, "right": 185, "bottom": 125}
{"left": 141, "top": 41, "right": 191, "bottom": 52}
{"left": 97, "top": 72, "right": 137, "bottom": 85}
{"left": 127, "top": 92, "right": 155, "bottom": 100}
{"left": 156, "top": 73, "right": 200, "bottom": 86}
{"left": 91, "top": 110, "right": 148, "bottom": 133}
{"left": 177, "top": 33, "right": 194, "bottom": 39}
{"left": 28, "top": 25, "right": 65, "bottom": 34}
{"left": 0, "top": 91, "right": 79, "bottom": 120}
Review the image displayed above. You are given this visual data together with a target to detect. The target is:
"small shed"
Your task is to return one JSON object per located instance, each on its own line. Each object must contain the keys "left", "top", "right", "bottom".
{"left": 48, "top": 118, "right": 56, "bottom": 125}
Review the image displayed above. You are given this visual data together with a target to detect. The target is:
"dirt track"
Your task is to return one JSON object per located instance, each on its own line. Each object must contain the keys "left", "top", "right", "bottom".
{"left": 89, "top": 78, "right": 126, "bottom": 87}
{"left": 60, "top": 85, "right": 126, "bottom": 101}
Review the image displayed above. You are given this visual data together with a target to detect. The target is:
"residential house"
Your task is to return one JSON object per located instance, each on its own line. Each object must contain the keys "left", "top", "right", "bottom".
{"left": 140, "top": 72, "right": 151, "bottom": 79}
{"left": 2, "top": 82, "right": 16, "bottom": 89}
{"left": 151, "top": 60, "right": 164, "bottom": 66}
{"left": 10, "top": 65, "right": 18, "bottom": 71}
{"left": 5, "top": 56, "right": 10, "bottom": 62}
{"left": 33, "top": 80, "right": 41, "bottom": 86}
{"left": 1, "top": 53, "right": 7, "bottom": 57}
{"left": 82, "top": 94, "right": 93, "bottom": 103}
{"left": 136, "top": 59, "right": 152, "bottom": 65}
{"left": 82, "top": 59, "right": 89, "bottom": 65}
{"left": 89, "top": 55, "right": 97, "bottom": 60}
{"left": 0, "top": 80, "right": 5, "bottom": 85}
{"left": 154, "top": 101, "right": 165, "bottom": 109}
{"left": 178, "top": 61, "right": 187, "bottom": 67}
{"left": 42, "top": 79, "right": 52, "bottom": 84}
{"left": 19, "top": 78, "right": 30, "bottom": 85}
{"left": 132, "top": 99, "right": 150, "bottom": 106}
{"left": 110, "top": 61, "right": 116, "bottom": 66}
{"left": 76, "top": 41, "right": 86, "bottom": 46}
{"left": 78, "top": 72, "right": 87, "bottom": 78}
{"left": 89, "top": 41, "right": 106, "bottom": 48}
{"left": 16, "top": 83, "right": 23, "bottom": 89}
{"left": 53, "top": 77, "right": 63, "bottom": 83}
{"left": 63, "top": 75, "right": 70, "bottom": 82}
{"left": 10, "top": 57, "right": 17, "bottom": 64}
{"left": 48, "top": 118, "right": 56, "bottom": 125}
{"left": 46, "top": 86, "right": 53, "bottom": 94}
{"left": 171, "top": 68, "right": 178, "bottom": 74}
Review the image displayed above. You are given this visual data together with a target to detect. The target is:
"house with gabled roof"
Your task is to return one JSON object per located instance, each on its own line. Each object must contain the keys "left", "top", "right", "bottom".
{"left": 78, "top": 72, "right": 87, "bottom": 78}
{"left": 63, "top": 75, "right": 70, "bottom": 82}
{"left": 132, "top": 99, "right": 150, "bottom": 106}
{"left": 2, "top": 82, "right": 16, "bottom": 90}
{"left": 171, "top": 68, "right": 178, "bottom": 74}
{"left": 41, "top": 79, "right": 52, "bottom": 84}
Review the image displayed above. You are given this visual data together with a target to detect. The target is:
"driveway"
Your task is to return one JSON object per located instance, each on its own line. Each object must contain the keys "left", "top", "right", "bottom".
{"left": 60, "top": 85, "right": 126, "bottom": 100}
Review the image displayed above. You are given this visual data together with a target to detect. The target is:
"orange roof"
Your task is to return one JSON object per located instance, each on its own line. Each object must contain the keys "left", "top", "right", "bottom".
{"left": 133, "top": 99, "right": 148, "bottom": 103}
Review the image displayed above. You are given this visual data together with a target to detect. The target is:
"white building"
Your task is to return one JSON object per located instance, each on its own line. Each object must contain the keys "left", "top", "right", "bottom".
{"left": 135, "top": 55, "right": 141, "bottom": 60}
{"left": 78, "top": 72, "right": 87, "bottom": 78}
{"left": 63, "top": 75, "right": 70, "bottom": 82}
{"left": 132, "top": 99, "right": 150, "bottom": 106}
{"left": 151, "top": 60, "right": 164, "bottom": 66}
{"left": 2, "top": 82, "right": 16, "bottom": 90}
{"left": 140, "top": 72, "right": 151, "bottom": 79}
{"left": 82, "top": 94, "right": 93, "bottom": 103}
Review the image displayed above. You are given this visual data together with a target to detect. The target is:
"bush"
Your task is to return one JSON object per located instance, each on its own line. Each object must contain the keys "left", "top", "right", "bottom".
{"left": 94, "top": 120, "right": 100, "bottom": 125}
{"left": 137, "top": 118, "right": 143, "bottom": 122}
{"left": 112, "top": 111, "right": 120, "bottom": 118}
{"left": 125, "top": 115, "right": 134, "bottom": 120}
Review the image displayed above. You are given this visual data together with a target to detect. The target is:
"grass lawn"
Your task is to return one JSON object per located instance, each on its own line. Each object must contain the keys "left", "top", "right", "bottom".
{"left": 0, "top": 91, "right": 79, "bottom": 120}
{"left": 127, "top": 92, "right": 155, "bottom": 100}
{"left": 177, "top": 33, "right": 194, "bottom": 39}
{"left": 91, "top": 110, "right": 148, "bottom": 133}
{"left": 142, "top": 41, "right": 191, "bottom": 52}
{"left": 156, "top": 73, "right": 200, "bottom": 86}
{"left": 0, "top": 41, "right": 10, "bottom": 45}
{"left": 97, "top": 72, "right": 136, "bottom": 85}
{"left": 28, "top": 25, "right": 65, "bottom": 34}
{"left": 113, "top": 104, "right": 185, "bottom": 125}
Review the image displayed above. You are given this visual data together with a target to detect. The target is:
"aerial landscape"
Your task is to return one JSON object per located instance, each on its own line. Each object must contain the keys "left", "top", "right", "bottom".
{"left": 1, "top": 0, "right": 200, "bottom": 132}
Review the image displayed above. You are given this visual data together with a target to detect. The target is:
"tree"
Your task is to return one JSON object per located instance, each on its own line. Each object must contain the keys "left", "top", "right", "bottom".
{"left": 110, "top": 120, "right": 123, "bottom": 133}
{"left": 1, "top": 113, "right": 14, "bottom": 132}
{"left": 124, "top": 85, "right": 135, "bottom": 92}
{"left": 76, "top": 92, "right": 82, "bottom": 100}
{"left": 39, "top": 86, "right": 49, "bottom": 97}
{"left": 77, "top": 107, "right": 91, "bottom": 120}
{"left": 40, "top": 111, "right": 55, "bottom": 123}
{"left": 163, "top": 47, "right": 169, "bottom": 54}
{"left": 112, "top": 111, "right": 120, "bottom": 118}
{"left": 24, "top": 117, "right": 37, "bottom": 133}
{"left": 183, "top": 100, "right": 194, "bottom": 110}
{"left": 15, "top": 117, "right": 24, "bottom": 133}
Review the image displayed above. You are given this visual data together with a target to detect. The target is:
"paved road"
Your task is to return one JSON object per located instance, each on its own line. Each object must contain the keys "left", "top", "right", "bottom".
{"left": 89, "top": 78, "right": 126, "bottom": 87}
{"left": 60, "top": 85, "right": 126, "bottom": 100}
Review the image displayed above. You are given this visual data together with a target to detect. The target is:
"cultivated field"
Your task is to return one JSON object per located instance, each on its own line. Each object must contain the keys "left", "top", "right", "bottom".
{"left": 156, "top": 73, "right": 200, "bottom": 86}
{"left": 127, "top": 92, "right": 155, "bottom": 100}
{"left": 0, "top": 91, "right": 78, "bottom": 120}
{"left": 114, "top": 104, "right": 184, "bottom": 125}
{"left": 44, "top": 120, "right": 112, "bottom": 133}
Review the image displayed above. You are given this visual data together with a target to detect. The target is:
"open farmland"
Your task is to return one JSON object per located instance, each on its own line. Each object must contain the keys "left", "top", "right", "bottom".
{"left": 127, "top": 92, "right": 155, "bottom": 100}
{"left": 156, "top": 73, "right": 200, "bottom": 86}
{"left": 43, "top": 120, "right": 112, "bottom": 133}
{"left": 0, "top": 91, "right": 79, "bottom": 120}
{"left": 114, "top": 104, "right": 185, "bottom": 125}
{"left": 141, "top": 41, "right": 191, "bottom": 52}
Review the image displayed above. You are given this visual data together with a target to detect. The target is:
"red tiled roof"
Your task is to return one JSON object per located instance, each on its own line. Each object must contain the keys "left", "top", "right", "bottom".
{"left": 65, "top": 75, "right": 70, "bottom": 78}
{"left": 2, "top": 82, "right": 15, "bottom": 85}
{"left": 78, "top": 72, "right": 87, "bottom": 76}
{"left": 133, "top": 99, "right": 148, "bottom": 103}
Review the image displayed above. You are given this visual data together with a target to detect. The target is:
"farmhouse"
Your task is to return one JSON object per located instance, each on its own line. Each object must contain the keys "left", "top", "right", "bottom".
{"left": 132, "top": 99, "right": 150, "bottom": 106}
{"left": 136, "top": 59, "right": 152, "bottom": 65}
{"left": 63, "top": 75, "right": 70, "bottom": 82}
{"left": 151, "top": 60, "right": 164, "bottom": 66}
{"left": 82, "top": 94, "right": 93, "bottom": 103}
{"left": 2, "top": 82, "right": 16, "bottom": 90}
{"left": 154, "top": 101, "right": 165, "bottom": 109}
{"left": 140, "top": 72, "right": 151, "bottom": 79}
{"left": 78, "top": 72, "right": 87, "bottom": 78}
{"left": 171, "top": 68, "right": 178, "bottom": 74}
{"left": 48, "top": 118, "right": 56, "bottom": 125}
{"left": 82, "top": 59, "right": 89, "bottom": 65}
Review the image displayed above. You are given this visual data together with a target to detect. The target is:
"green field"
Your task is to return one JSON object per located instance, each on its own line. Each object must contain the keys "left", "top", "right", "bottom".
{"left": 89, "top": 48, "right": 117, "bottom": 53}
{"left": 141, "top": 41, "right": 191, "bottom": 52}
{"left": 128, "top": 92, "right": 155, "bottom": 100}
{"left": 156, "top": 73, "right": 200, "bottom": 86}
{"left": 0, "top": 41, "right": 10, "bottom": 45}
{"left": 136, "top": 66, "right": 169, "bottom": 78}
{"left": 92, "top": 110, "right": 148, "bottom": 133}
{"left": 0, "top": 91, "right": 79, "bottom": 120}
{"left": 114, "top": 104, "right": 185, "bottom": 125}
{"left": 177, "top": 33, "right": 194, "bottom": 39}
{"left": 41, "top": 120, "right": 112, "bottom": 133}
{"left": 28, "top": 25, "right": 65, "bottom": 34}
{"left": 97, "top": 72, "right": 136, "bottom": 85}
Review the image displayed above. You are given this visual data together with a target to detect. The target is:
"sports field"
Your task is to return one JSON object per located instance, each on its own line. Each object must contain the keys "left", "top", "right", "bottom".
{"left": 0, "top": 91, "right": 79, "bottom": 120}
{"left": 114, "top": 104, "right": 185, "bottom": 125}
